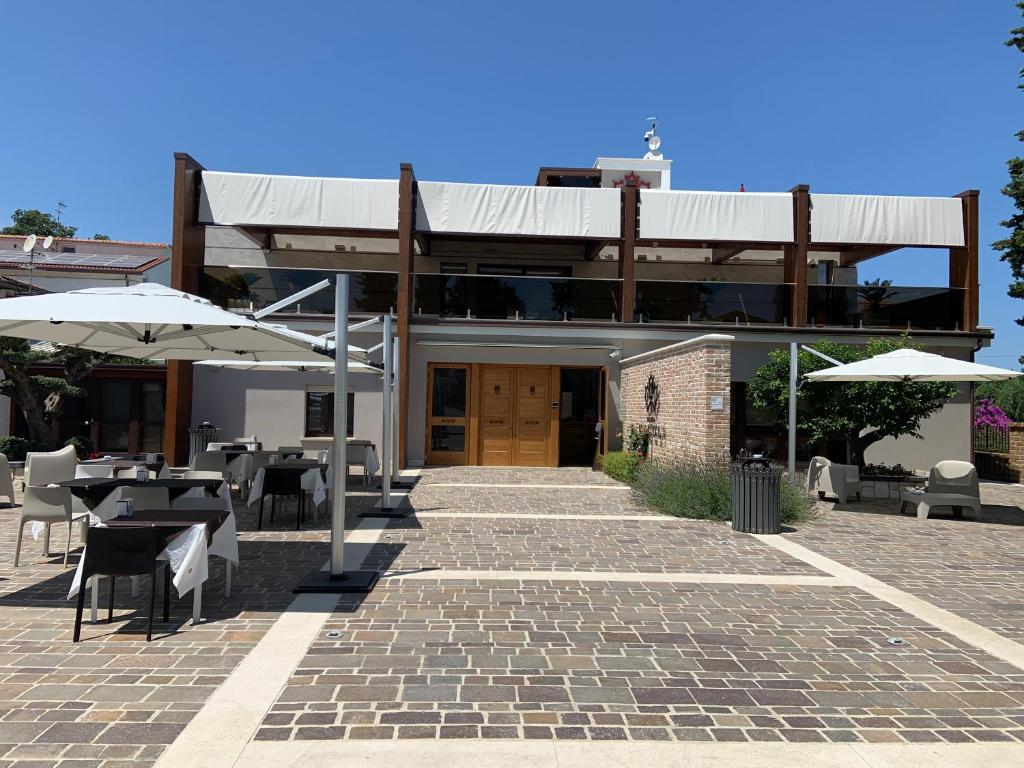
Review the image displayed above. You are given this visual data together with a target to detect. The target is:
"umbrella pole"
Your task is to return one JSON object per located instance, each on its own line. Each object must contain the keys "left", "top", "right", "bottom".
{"left": 294, "top": 274, "right": 379, "bottom": 594}
{"left": 380, "top": 312, "right": 393, "bottom": 510}
{"left": 788, "top": 342, "right": 798, "bottom": 483}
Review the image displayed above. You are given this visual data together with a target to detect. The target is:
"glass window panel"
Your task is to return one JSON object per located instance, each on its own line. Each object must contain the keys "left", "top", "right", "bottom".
{"left": 431, "top": 425, "right": 465, "bottom": 453}
{"left": 98, "top": 381, "right": 131, "bottom": 452}
{"left": 431, "top": 369, "right": 467, "bottom": 417}
{"left": 304, "top": 392, "right": 355, "bottom": 438}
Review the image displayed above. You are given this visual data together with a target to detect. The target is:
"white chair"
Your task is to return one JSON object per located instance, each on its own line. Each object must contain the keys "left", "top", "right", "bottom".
{"left": 806, "top": 456, "right": 861, "bottom": 504}
{"left": 192, "top": 451, "right": 229, "bottom": 476}
{"left": 24, "top": 445, "right": 77, "bottom": 487}
{"left": 14, "top": 486, "right": 86, "bottom": 567}
{"left": 119, "top": 487, "right": 170, "bottom": 512}
{"left": 0, "top": 453, "right": 15, "bottom": 506}
{"left": 184, "top": 470, "right": 225, "bottom": 481}
{"left": 899, "top": 460, "right": 982, "bottom": 521}
{"left": 75, "top": 465, "right": 114, "bottom": 479}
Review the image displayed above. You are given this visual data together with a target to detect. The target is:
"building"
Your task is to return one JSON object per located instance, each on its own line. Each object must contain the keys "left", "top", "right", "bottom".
{"left": 0, "top": 237, "right": 171, "bottom": 454}
{"left": 165, "top": 141, "right": 984, "bottom": 471}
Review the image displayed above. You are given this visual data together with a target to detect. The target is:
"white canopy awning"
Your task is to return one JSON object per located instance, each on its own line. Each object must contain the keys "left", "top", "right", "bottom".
{"left": 639, "top": 190, "right": 794, "bottom": 242}
{"left": 194, "top": 359, "right": 380, "bottom": 374}
{"left": 0, "top": 283, "right": 336, "bottom": 362}
{"left": 810, "top": 194, "right": 964, "bottom": 247}
{"left": 804, "top": 348, "right": 1020, "bottom": 382}
{"left": 198, "top": 171, "right": 399, "bottom": 231}
{"left": 415, "top": 181, "right": 621, "bottom": 238}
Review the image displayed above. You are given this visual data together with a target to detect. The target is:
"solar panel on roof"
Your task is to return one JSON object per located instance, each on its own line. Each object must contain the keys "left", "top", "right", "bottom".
{"left": 0, "top": 251, "right": 154, "bottom": 270}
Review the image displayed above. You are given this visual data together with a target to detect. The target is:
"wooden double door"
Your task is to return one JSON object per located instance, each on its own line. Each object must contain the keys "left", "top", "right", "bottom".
{"left": 478, "top": 365, "right": 553, "bottom": 467}
{"left": 425, "top": 363, "right": 557, "bottom": 467}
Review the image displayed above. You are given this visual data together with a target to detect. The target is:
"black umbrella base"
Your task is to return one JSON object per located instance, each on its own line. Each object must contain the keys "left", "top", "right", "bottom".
{"left": 359, "top": 507, "right": 412, "bottom": 519}
{"left": 294, "top": 570, "right": 380, "bottom": 594}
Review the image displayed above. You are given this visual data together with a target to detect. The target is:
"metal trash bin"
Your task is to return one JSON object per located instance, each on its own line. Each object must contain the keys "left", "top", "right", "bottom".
{"left": 731, "top": 458, "right": 782, "bottom": 534}
{"left": 188, "top": 423, "right": 221, "bottom": 465}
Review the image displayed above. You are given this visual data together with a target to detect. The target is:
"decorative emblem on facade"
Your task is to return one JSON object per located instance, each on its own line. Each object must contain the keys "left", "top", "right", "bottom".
{"left": 644, "top": 372, "right": 660, "bottom": 420}
{"left": 494, "top": 385, "right": 500, "bottom": 394}
{"left": 612, "top": 171, "right": 652, "bottom": 189}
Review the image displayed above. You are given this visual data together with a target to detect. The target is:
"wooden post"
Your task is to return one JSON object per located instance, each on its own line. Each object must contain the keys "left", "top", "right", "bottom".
{"left": 165, "top": 153, "right": 205, "bottom": 466}
{"left": 950, "top": 190, "right": 980, "bottom": 332}
{"left": 396, "top": 163, "right": 416, "bottom": 469}
{"left": 785, "top": 185, "right": 810, "bottom": 326}
{"left": 619, "top": 180, "right": 638, "bottom": 322}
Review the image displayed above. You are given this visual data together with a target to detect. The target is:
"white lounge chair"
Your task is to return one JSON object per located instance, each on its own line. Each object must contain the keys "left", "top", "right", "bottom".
{"left": 0, "top": 453, "right": 15, "bottom": 506}
{"left": 17, "top": 446, "right": 89, "bottom": 566}
{"left": 806, "top": 456, "right": 861, "bottom": 504}
{"left": 899, "top": 460, "right": 982, "bottom": 521}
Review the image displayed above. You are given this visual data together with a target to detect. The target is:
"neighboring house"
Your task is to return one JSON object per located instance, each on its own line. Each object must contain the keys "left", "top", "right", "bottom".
{"left": 0, "top": 237, "right": 170, "bottom": 454}
{"left": 165, "top": 147, "right": 985, "bottom": 471}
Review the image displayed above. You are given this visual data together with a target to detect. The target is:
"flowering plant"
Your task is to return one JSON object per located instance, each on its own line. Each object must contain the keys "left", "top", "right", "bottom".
{"left": 625, "top": 424, "right": 650, "bottom": 457}
{"left": 975, "top": 398, "right": 1012, "bottom": 429}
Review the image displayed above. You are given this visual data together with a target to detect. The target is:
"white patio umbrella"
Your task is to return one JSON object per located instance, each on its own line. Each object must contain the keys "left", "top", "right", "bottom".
{"left": 804, "top": 348, "right": 1022, "bottom": 383}
{"left": 194, "top": 359, "right": 381, "bottom": 374}
{"left": 0, "top": 283, "right": 338, "bottom": 362}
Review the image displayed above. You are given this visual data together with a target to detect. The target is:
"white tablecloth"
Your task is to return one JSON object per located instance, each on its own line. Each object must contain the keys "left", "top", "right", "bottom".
{"left": 247, "top": 467, "right": 327, "bottom": 508}
{"left": 67, "top": 507, "right": 238, "bottom": 600}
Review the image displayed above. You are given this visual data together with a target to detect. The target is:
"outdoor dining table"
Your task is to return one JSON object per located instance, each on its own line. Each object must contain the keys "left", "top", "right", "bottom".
{"left": 55, "top": 477, "right": 228, "bottom": 519}
{"left": 80, "top": 458, "right": 170, "bottom": 477}
{"left": 68, "top": 505, "right": 239, "bottom": 627}
{"left": 246, "top": 462, "right": 329, "bottom": 512}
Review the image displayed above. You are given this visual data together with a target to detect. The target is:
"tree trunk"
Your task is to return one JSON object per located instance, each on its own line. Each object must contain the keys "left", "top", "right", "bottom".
{"left": 0, "top": 364, "right": 55, "bottom": 450}
{"left": 847, "top": 429, "right": 883, "bottom": 468}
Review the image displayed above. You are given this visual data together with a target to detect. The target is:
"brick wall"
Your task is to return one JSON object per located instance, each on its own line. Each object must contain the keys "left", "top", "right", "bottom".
{"left": 976, "top": 423, "right": 1024, "bottom": 482}
{"left": 619, "top": 334, "right": 732, "bottom": 465}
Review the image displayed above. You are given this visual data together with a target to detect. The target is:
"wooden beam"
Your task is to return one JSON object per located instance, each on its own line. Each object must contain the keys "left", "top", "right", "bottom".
{"left": 415, "top": 232, "right": 431, "bottom": 258}
{"left": 165, "top": 152, "right": 206, "bottom": 466}
{"left": 619, "top": 181, "right": 638, "bottom": 322}
{"left": 786, "top": 184, "right": 810, "bottom": 326}
{"left": 396, "top": 163, "right": 416, "bottom": 469}
{"left": 950, "top": 189, "right": 980, "bottom": 332}
{"left": 238, "top": 225, "right": 398, "bottom": 240}
{"left": 839, "top": 245, "right": 900, "bottom": 267}
{"left": 584, "top": 240, "right": 608, "bottom": 261}
{"left": 711, "top": 246, "right": 745, "bottom": 264}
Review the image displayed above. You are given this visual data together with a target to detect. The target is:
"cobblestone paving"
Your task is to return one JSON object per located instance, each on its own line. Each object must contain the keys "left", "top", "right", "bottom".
{"left": 790, "top": 483, "right": 1024, "bottom": 642}
{"left": 0, "top": 490, "right": 378, "bottom": 768}
{"left": 403, "top": 486, "right": 656, "bottom": 517}
{"left": 362, "top": 516, "right": 822, "bottom": 575}
{"left": 416, "top": 467, "right": 624, "bottom": 487}
{"left": 260, "top": 580, "right": 1024, "bottom": 743}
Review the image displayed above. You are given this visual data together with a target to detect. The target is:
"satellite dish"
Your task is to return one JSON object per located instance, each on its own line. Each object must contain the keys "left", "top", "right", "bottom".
{"left": 648, "top": 135, "right": 661, "bottom": 152}
{"left": 42, "top": 236, "right": 53, "bottom": 250}
{"left": 22, "top": 234, "right": 37, "bottom": 253}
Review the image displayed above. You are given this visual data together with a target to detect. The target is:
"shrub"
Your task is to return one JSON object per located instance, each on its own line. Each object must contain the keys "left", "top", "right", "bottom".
{"left": 976, "top": 378, "right": 1024, "bottom": 423}
{"left": 63, "top": 436, "right": 93, "bottom": 459}
{"left": 0, "top": 435, "right": 47, "bottom": 462}
{"left": 631, "top": 458, "right": 812, "bottom": 526}
{"left": 601, "top": 450, "right": 645, "bottom": 483}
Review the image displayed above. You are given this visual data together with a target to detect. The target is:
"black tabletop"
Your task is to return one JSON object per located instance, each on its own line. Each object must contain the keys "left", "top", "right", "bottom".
{"left": 56, "top": 478, "right": 223, "bottom": 509}
{"left": 104, "top": 509, "right": 230, "bottom": 545}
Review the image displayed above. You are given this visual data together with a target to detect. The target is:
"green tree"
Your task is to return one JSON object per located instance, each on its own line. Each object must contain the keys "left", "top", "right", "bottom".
{"left": 995, "top": 3, "right": 1024, "bottom": 363}
{"left": 747, "top": 338, "right": 956, "bottom": 466}
{"left": 92, "top": 233, "right": 110, "bottom": 240}
{"left": 1, "top": 209, "right": 77, "bottom": 238}
{"left": 0, "top": 338, "right": 99, "bottom": 450}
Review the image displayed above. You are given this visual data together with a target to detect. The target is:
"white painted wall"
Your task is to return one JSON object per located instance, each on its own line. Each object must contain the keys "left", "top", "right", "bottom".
{"left": 191, "top": 366, "right": 384, "bottom": 459}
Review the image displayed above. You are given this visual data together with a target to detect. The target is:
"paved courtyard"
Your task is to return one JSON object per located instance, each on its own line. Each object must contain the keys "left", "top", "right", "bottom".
{"left": 0, "top": 466, "right": 1023, "bottom": 767}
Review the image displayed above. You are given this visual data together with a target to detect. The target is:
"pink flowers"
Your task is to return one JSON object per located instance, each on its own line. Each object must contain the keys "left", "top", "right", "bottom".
{"left": 975, "top": 398, "right": 1012, "bottom": 428}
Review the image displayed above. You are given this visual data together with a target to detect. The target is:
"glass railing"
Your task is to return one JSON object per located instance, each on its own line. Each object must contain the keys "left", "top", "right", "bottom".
{"left": 634, "top": 281, "right": 791, "bottom": 325}
{"left": 806, "top": 285, "right": 965, "bottom": 331}
{"left": 413, "top": 274, "right": 622, "bottom": 321}
{"left": 201, "top": 267, "right": 398, "bottom": 315}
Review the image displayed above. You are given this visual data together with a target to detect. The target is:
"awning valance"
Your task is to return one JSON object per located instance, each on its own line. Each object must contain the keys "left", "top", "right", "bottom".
{"left": 810, "top": 194, "right": 964, "bottom": 247}
{"left": 638, "top": 190, "right": 794, "bottom": 242}
{"left": 415, "top": 181, "right": 620, "bottom": 238}
{"left": 198, "top": 171, "right": 399, "bottom": 231}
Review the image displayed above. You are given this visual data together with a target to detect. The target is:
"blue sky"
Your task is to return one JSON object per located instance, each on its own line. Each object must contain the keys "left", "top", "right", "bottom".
{"left": 1, "top": 1, "right": 1021, "bottom": 364}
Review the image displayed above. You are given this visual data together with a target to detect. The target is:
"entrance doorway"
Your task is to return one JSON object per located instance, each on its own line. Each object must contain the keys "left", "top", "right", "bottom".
{"left": 424, "top": 363, "right": 607, "bottom": 467}
{"left": 478, "top": 365, "right": 553, "bottom": 466}
{"left": 558, "top": 368, "right": 605, "bottom": 466}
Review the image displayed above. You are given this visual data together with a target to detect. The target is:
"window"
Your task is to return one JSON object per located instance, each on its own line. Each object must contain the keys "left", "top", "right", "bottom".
{"left": 304, "top": 390, "right": 354, "bottom": 437}
{"left": 476, "top": 264, "right": 571, "bottom": 277}
{"left": 61, "top": 246, "right": 76, "bottom": 253}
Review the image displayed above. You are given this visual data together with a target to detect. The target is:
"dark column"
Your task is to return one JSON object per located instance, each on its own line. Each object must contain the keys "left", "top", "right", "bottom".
{"left": 165, "top": 153, "right": 205, "bottom": 466}
{"left": 950, "top": 190, "right": 980, "bottom": 332}
{"left": 785, "top": 185, "right": 810, "bottom": 326}
{"left": 619, "top": 180, "right": 638, "bottom": 322}
{"left": 396, "top": 163, "right": 416, "bottom": 468}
